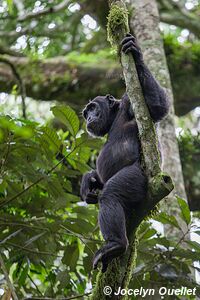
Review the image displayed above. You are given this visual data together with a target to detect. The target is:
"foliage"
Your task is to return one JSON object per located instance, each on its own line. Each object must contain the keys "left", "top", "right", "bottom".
{"left": 164, "top": 34, "right": 200, "bottom": 74}
{"left": 0, "top": 106, "right": 103, "bottom": 298}
{"left": 178, "top": 130, "right": 200, "bottom": 211}
{"left": 131, "top": 196, "right": 200, "bottom": 299}
{"left": 0, "top": 0, "right": 199, "bottom": 298}
{"left": 0, "top": 106, "right": 199, "bottom": 299}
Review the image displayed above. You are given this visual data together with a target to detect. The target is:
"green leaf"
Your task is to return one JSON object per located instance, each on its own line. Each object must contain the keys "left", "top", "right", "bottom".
{"left": 177, "top": 196, "right": 191, "bottom": 225}
{"left": 154, "top": 212, "right": 180, "bottom": 229}
{"left": 24, "top": 232, "right": 46, "bottom": 247}
{"left": 172, "top": 249, "right": 200, "bottom": 260}
{"left": 186, "top": 240, "right": 200, "bottom": 252}
{"left": 18, "top": 263, "right": 29, "bottom": 287}
{"left": 67, "top": 158, "right": 91, "bottom": 173}
{"left": 51, "top": 106, "right": 79, "bottom": 137}
{"left": 45, "top": 177, "right": 66, "bottom": 199}
{"left": 63, "top": 180, "right": 72, "bottom": 193}
{"left": 65, "top": 218, "right": 93, "bottom": 234}
{"left": 141, "top": 228, "right": 157, "bottom": 240}
{"left": 6, "top": 0, "right": 13, "bottom": 14}
{"left": 40, "top": 126, "right": 61, "bottom": 152}
{"left": 62, "top": 244, "right": 79, "bottom": 271}
{"left": 56, "top": 271, "right": 70, "bottom": 288}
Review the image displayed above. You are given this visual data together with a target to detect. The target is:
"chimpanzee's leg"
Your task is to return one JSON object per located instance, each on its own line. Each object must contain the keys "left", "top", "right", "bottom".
{"left": 93, "top": 162, "right": 147, "bottom": 272}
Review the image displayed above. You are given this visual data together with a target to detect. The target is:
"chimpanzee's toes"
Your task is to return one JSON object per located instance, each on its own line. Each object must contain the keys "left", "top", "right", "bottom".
{"left": 93, "top": 250, "right": 102, "bottom": 270}
{"left": 93, "top": 250, "right": 108, "bottom": 272}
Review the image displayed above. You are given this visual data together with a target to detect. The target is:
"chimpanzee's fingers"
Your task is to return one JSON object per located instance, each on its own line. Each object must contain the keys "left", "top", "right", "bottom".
{"left": 121, "top": 35, "right": 136, "bottom": 45}
{"left": 87, "top": 192, "right": 98, "bottom": 198}
{"left": 122, "top": 41, "right": 140, "bottom": 55}
{"left": 86, "top": 193, "right": 98, "bottom": 204}
{"left": 124, "top": 46, "right": 139, "bottom": 54}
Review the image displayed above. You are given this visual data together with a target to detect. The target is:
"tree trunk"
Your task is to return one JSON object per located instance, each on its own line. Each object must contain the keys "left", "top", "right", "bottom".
{"left": 90, "top": 1, "right": 175, "bottom": 299}
{"left": 91, "top": 1, "right": 190, "bottom": 299}
{"left": 129, "top": 0, "right": 188, "bottom": 235}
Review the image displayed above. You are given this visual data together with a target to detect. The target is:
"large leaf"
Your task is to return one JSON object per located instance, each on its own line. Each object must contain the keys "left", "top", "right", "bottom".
{"left": 62, "top": 244, "right": 79, "bottom": 271}
{"left": 18, "top": 262, "right": 29, "bottom": 287}
{"left": 172, "top": 249, "right": 200, "bottom": 260}
{"left": 51, "top": 106, "right": 79, "bottom": 137}
{"left": 177, "top": 196, "right": 191, "bottom": 225}
{"left": 154, "top": 212, "right": 180, "bottom": 229}
{"left": 40, "top": 126, "right": 61, "bottom": 153}
{"left": 186, "top": 240, "right": 200, "bottom": 252}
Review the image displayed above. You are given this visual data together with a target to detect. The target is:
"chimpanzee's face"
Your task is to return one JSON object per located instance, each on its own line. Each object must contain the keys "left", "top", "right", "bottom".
{"left": 82, "top": 95, "right": 120, "bottom": 137}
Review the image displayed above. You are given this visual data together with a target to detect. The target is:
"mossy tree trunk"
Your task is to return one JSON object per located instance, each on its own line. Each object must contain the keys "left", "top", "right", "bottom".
{"left": 129, "top": 0, "right": 188, "bottom": 236}
{"left": 90, "top": 1, "right": 173, "bottom": 299}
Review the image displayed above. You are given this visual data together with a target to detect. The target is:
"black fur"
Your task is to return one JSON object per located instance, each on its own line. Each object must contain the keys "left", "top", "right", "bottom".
{"left": 80, "top": 34, "right": 169, "bottom": 272}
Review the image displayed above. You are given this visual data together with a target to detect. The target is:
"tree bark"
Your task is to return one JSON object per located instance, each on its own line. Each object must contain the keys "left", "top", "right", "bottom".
{"left": 129, "top": 0, "right": 188, "bottom": 234}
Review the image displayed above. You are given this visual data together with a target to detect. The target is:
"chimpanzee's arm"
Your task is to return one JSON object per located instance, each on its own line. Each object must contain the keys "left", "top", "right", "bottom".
{"left": 121, "top": 34, "right": 169, "bottom": 122}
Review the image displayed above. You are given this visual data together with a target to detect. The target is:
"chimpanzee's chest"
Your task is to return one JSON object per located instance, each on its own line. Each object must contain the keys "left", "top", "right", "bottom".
{"left": 96, "top": 125, "right": 140, "bottom": 183}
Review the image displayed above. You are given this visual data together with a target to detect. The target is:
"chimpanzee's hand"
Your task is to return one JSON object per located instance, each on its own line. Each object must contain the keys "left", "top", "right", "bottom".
{"left": 80, "top": 171, "right": 102, "bottom": 204}
{"left": 121, "top": 33, "right": 143, "bottom": 63}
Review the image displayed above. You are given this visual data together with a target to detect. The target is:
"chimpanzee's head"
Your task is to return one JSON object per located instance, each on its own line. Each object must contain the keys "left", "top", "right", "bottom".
{"left": 82, "top": 94, "right": 120, "bottom": 137}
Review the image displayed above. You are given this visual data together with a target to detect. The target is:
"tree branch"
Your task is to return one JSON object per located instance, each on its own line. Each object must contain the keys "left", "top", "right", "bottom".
{"left": 0, "top": 43, "right": 25, "bottom": 57}
{"left": 157, "top": 0, "right": 200, "bottom": 37}
{"left": 18, "top": 0, "right": 70, "bottom": 22}
{"left": 160, "top": 12, "right": 200, "bottom": 38}
{"left": 0, "top": 55, "right": 26, "bottom": 118}
{"left": 0, "top": 26, "right": 67, "bottom": 40}
{"left": 0, "top": 49, "right": 198, "bottom": 116}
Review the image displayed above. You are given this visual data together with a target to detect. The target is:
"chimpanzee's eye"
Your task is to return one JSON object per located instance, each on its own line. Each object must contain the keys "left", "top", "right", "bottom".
{"left": 88, "top": 103, "right": 96, "bottom": 111}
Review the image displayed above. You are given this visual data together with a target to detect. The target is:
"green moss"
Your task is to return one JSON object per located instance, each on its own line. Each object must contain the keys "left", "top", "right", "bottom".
{"left": 66, "top": 49, "right": 116, "bottom": 65}
{"left": 91, "top": 259, "right": 122, "bottom": 300}
{"left": 107, "top": 3, "right": 129, "bottom": 47}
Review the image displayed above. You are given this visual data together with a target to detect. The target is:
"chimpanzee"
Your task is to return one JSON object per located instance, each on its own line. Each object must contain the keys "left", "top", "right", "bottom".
{"left": 80, "top": 34, "right": 169, "bottom": 272}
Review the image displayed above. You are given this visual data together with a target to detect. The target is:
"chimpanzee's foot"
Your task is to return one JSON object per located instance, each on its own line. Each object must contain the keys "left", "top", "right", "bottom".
{"left": 93, "top": 242, "right": 127, "bottom": 272}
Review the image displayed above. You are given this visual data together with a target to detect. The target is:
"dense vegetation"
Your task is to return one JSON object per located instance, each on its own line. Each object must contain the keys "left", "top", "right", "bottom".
{"left": 0, "top": 107, "right": 199, "bottom": 298}
{"left": 0, "top": 0, "right": 200, "bottom": 299}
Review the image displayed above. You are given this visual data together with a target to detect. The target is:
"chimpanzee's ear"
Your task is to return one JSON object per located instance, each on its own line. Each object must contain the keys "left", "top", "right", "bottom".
{"left": 106, "top": 94, "right": 117, "bottom": 108}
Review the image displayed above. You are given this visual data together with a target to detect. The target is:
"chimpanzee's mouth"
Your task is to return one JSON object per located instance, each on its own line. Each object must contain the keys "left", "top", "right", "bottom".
{"left": 87, "top": 119, "right": 100, "bottom": 135}
{"left": 87, "top": 116, "right": 101, "bottom": 125}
